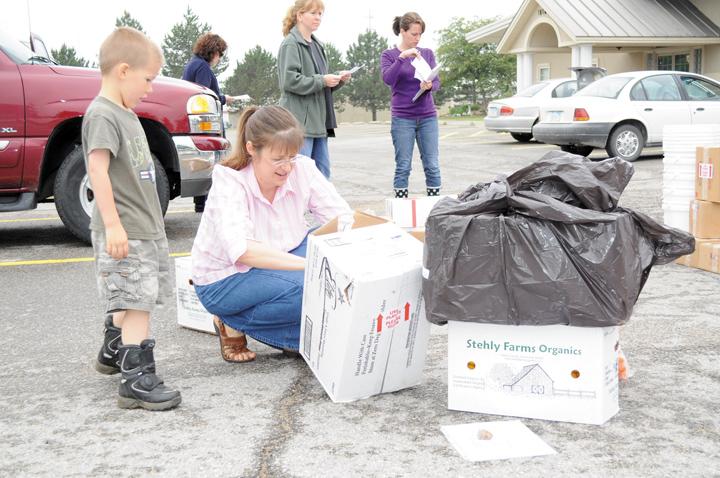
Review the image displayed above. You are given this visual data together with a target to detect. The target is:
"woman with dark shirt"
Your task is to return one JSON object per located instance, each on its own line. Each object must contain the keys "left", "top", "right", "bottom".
{"left": 182, "top": 33, "right": 240, "bottom": 212}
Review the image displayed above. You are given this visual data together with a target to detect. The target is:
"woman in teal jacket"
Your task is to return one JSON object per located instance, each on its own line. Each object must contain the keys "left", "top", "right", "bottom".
{"left": 278, "top": 0, "right": 351, "bottom": 179}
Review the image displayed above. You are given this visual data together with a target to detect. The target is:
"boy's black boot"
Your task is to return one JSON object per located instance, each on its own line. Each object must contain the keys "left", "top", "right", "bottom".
{"left": 394, "top": 188, "right": 409, "bottom": 198}
{"left": 95, "top": 315, "right": 121, "bottom": 375}
{"left": 117, "top": 339, "right": 182, "bottom": 411}
{"left": 427, "top": 187, "right": 440, "bottom": 197}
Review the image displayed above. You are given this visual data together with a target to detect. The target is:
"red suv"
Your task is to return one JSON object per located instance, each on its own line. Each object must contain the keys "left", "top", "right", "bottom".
{"left": 0, "top": 31, "right": 231, "bottom": 242}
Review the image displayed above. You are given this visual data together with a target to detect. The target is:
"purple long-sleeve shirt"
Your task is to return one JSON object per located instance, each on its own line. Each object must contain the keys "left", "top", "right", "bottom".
{"left": 381, "top": 47, "right": 440, "bottom": 119}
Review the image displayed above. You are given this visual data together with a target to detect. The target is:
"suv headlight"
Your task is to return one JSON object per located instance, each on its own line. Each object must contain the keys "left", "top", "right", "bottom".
{"left": 187, "top": 94, "right": 222, "bottom": 134}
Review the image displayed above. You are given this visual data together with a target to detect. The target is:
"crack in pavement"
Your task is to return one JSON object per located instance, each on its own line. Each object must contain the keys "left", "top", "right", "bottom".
{"left": 247, "top": 364, "right": 313, "bottom": 478}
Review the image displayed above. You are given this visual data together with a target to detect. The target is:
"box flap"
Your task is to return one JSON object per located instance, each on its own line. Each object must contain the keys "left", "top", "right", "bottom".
{"left": 313, "top": 210, "right": 388, "bottom": 237}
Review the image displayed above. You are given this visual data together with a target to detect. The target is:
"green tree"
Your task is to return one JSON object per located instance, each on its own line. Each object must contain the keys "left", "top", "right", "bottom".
{"left": 323, "top": 42, "right": 347, "bottom": 113}
{"left": 436, "top": 17, "right": 516, "bottom": 112}
{"left": 223, "top": 46, "right": 280, "bottom": 106}
{"left": 161, "top": 7, "right": 228, "bottom": 78}
{"left": 345, "top": 30, "right": 390, "bottom": 121}
{"left": 51, "top": 44, "right": 88, "bottom": 67}
{"left": 115, "top": 10, "right": 145, "bottom": 33}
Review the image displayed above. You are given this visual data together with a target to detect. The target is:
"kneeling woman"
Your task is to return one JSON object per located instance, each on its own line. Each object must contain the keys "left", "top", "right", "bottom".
{"left": 191, "top": 105, "right": 351, "bottom": 362}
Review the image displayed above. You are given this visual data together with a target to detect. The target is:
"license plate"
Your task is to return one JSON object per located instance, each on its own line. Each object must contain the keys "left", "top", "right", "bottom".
{"left": 488, "top": 106, "right": 498, "bottom": 117}
{"left": 546, "top": 111, "right": 563, "bottom": 122}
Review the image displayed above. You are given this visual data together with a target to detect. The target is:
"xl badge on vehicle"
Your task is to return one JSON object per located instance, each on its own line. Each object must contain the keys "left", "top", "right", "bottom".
{"left": 1, "top": 127, "right": 18, "bottom": 133}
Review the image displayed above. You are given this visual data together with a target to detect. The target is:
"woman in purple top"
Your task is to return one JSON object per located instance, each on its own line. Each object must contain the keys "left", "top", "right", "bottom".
{"left": 381, "top": 12, "right": 441, "bottom": 198}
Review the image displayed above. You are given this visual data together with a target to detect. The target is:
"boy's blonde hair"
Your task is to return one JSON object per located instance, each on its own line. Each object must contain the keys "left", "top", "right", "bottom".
{"left": 99, "top": 27, "right": 163, "bottom": 75}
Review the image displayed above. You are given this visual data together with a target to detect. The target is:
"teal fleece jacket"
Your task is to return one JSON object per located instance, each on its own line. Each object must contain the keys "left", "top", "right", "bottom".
{"left": 278, "top": 26, "right": 336, "bottom": 138}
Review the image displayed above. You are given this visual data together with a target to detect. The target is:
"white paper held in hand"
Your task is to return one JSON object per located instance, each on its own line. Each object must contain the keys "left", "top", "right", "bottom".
{"left": 410, "top": 56, "right": 441, "bottom": 102}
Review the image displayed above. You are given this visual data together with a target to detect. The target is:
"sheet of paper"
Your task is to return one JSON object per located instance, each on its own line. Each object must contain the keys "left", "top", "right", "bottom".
{"left": 348, "top": 65, "right": 363, "bottom": 74}
{"left": 412, "top": 56, "right": 432, "bottom": 81}
{"left": 441, "top": 420, "right": 556, "bottom": 462}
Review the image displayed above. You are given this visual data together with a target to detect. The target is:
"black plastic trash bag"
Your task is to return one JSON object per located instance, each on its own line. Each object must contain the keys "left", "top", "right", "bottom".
{"left": 423, "top": 151, "right": 695, "bottom": 327}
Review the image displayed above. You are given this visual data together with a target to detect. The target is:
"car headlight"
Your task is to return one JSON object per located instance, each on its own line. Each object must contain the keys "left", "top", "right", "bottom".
{"left": 187, "top": 94, "right": 219, "bottom": 115}
{"left": 187, "top": 94, "right": 222, "bottom": 134}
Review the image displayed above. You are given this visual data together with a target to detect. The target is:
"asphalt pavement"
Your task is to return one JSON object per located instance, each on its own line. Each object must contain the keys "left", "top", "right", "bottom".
{"left": 0, "top": 122, "right": 718, "bottom": 477}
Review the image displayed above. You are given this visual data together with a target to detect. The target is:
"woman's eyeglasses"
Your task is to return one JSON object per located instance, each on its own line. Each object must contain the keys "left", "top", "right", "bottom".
{"left": 270, "top": 156, "right": 298, "bottom": 168}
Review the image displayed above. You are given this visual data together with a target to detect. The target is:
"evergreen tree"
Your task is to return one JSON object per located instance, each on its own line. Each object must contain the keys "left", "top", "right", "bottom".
{"left": 161, "top": 7, "right": 228, "bottom": 78}
{"left": 223, "top": 46, "right": 280, "bottom": 106}
{"left": 436, "top": 17, "right": 516, "bottom": 112}
{"left": 115, "top": 10, "right": 145, "bottom": 33}
{"left": 51, "top": 44, "right": 88, "bottom": 67}
{"left": 345, "top": 30, "right": 390, "bottom": 121}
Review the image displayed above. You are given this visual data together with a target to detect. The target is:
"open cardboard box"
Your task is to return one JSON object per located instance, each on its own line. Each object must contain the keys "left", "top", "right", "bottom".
{"left": 300, "top": 211, "right": 431, "bottom": 402}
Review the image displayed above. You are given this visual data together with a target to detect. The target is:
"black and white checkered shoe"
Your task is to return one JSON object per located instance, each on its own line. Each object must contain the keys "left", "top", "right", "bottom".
{"left": 394, "top": 188, "right": 409, "bottom": 198}
{"left": 427, "top": 187, "right": 441, "bottom": 197}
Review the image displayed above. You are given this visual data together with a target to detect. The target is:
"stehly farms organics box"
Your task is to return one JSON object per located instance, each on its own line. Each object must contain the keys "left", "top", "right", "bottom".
{"left": 175, "top": 256, "right": 215, "bottom": 334}
{"left": 448, "top": 321, "right": 619, "bottom": 425}
{"left": 385, "top": 196, "right": 447, "bottom": 229}
{"left": 301, "top": 212, "right": 431, "bottom": 402}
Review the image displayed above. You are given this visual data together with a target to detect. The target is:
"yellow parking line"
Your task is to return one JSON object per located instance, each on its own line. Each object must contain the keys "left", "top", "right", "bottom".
{"left": 0, "top": 217, "right": 59, "bottom": 223}
{"left": 439, "top": 132, "right": 458, "bottom": 140}
{"left": 0, "top": 208, "right": 194, "bottom": 224}
{"left": 469, "top": 131, "right": 491, "bottom": 137}
{"left": 0, "top": 251, "right": 190, "bottom": 267}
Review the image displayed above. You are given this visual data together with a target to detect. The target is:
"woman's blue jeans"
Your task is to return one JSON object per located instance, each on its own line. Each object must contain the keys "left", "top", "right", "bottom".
{"left": 390, "top": 116, "right": 441, "bottom": 189}
{"left": 194, "top": 235, "right": 310, "bottom": 351}
{"left": 300, "top": 137, "right": 330, "bottom": 179}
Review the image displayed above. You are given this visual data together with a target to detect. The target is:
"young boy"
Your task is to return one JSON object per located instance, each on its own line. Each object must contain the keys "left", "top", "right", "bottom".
{"left": 85, "top": 27, "right": 181, "bottom": 411}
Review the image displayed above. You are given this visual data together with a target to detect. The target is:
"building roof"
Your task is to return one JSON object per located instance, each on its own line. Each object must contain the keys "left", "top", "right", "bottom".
{"left": 541, "top": 0, "right": 720, "bottom": 38}
{"left": 467, "top": 0, "right": 720, "bottom": 49}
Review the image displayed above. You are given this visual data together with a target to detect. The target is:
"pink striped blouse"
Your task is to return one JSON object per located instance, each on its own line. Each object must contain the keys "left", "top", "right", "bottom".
{"left": 190, "top": 156, "right": 351, "bottom": 285}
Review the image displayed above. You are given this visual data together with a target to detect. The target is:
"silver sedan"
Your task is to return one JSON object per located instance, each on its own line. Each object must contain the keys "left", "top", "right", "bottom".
{"left": 485, "top": 78, "right": 579, "bottom": 142}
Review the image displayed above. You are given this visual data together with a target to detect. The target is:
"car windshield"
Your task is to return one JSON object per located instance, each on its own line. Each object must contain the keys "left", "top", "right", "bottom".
{"left": 576, "top": 77, "right": 631, "bottom": 99}
{"left": 515, "top": 82, "right": 548, "bottom": 97}
{"left": 0, "top": 30, "right": 37, "bottom": 64}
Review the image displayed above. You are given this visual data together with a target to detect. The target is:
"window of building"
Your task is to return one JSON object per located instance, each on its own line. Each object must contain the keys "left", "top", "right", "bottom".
{"left": 675, "top": 54, "right": 690, "bottom": 72}
{"left": 656, "top": 53, "right": 690, "bottom": 71}
{"left": 657, "top": 55, "right": 673, "bottom": 70}
{"left": 538, "top": 63, "right": 550, "bottom": 81}
{"left": 693, "top": 48, "right": 703, "bottom": 74}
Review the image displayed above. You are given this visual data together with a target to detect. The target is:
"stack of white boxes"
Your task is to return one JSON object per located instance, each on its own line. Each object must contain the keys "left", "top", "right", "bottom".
{"left": 662, "top": 125, "right": 720, "bottom": 231}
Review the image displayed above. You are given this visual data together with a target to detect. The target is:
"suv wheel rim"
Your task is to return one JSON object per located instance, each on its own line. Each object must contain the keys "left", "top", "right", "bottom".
{"left": 79, "top": 174, "right": 94, "bottom": 217}
{"left": 616, "top": 130, "right": 639, "bottom": 158}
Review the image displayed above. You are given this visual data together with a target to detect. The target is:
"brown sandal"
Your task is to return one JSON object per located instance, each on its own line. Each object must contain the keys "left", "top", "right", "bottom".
{"left": 212, "top": 316, "right": 256, "bottom": 363}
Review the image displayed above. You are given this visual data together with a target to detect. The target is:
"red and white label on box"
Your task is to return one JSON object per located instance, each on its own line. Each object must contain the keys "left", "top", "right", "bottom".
{"left": 698, "top": 163, "right": 714, "bottom": 179}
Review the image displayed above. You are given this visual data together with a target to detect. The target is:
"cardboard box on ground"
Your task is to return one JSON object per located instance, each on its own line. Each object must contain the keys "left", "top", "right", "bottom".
{"left": 696, "top": 147, "right": 720, "bottom": 203}
{"left": 676, "top": 147, "right": 720, "bottom": 274}
{"left": 385, "top": 196, "right": 448, "bottom": 228}
{"left": 175, "top": 256, "right": 215, "bottom": 335}
{"left": 448, "top": 321, "right": 619, "bottom": 425}
{"left": 301, "top": 212, "right": 431, "bottom": 402}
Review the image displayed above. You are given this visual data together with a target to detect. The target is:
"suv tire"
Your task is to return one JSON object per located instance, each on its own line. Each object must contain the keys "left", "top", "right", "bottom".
{"left": 54, "top": 146, "right": 170, "bottom": 243}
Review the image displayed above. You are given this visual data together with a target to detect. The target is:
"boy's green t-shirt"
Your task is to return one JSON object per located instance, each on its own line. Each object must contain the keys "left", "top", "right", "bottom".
{"left": 81, "top": 96, "right": 165, "bottom": 240}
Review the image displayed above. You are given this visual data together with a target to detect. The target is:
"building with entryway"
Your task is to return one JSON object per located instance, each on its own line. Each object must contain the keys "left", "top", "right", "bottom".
{"left": 467, "top": 0, "right": 720, "bottom": 92}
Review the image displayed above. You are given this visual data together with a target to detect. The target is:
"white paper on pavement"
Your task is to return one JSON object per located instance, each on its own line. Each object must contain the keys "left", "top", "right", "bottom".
{"left": 441, "top": 420, "right": 557, "bottom": 462}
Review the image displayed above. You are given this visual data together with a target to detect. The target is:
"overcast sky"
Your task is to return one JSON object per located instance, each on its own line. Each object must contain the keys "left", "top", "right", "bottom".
{"left": 1, "top": 0, "right": 522, "bottom": 78}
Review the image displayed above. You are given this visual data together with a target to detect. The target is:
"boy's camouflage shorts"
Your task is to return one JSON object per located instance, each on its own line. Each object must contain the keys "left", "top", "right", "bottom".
{"left": 91, "top": 231, "right": 172, "bottom": 314}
